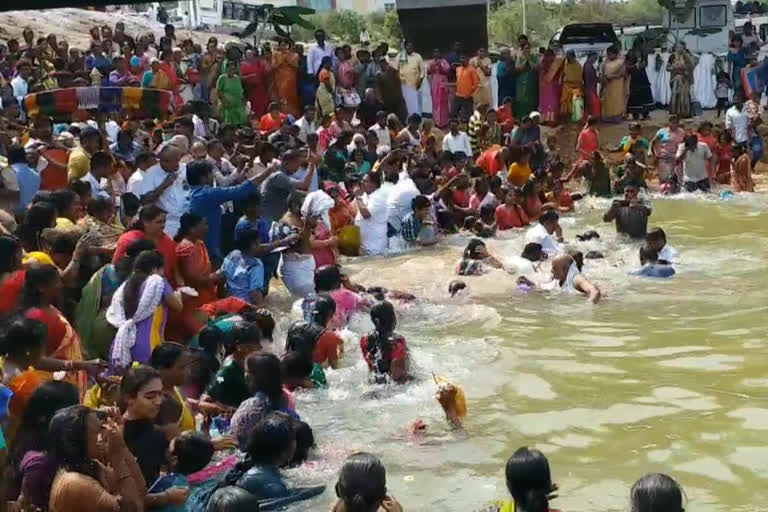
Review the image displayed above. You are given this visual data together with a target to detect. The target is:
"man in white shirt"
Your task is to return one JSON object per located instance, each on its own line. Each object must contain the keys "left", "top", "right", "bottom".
{"left": 10, "top": 61, "right": 31, "bottom": 104}
{"left": 387, "top": 169, "right": 421, "bottom": 235}
{"left": 725, "top": 98, "right": 750, "bottom": 143}
{"left": 127, "top": 152, "right": 157, "bottom": 192}
{"left": 294, "top": 106, "right": 317, "bottom": 144}
{"left": 676, "top": 133, "right": 716, "bottom": 192}
{"left": 307, "top": 29, "right": 334, "bottom": 75}
{"left": 525, "top": 210, "right": 563, "bottom": 256}
{"left": 442, "top": 118, "right": 473, "bottom": 157}
{"left": 505, "top": 242, "right": 547, "bottom": 284}
{"left": 369, "top": 111, "right": 392, "bottom": 151}
{"left": 129, "top": 146, "right": 188, "bottom": 237}
{"left": 81, "top": 151, "right": 113, "bottom": 200}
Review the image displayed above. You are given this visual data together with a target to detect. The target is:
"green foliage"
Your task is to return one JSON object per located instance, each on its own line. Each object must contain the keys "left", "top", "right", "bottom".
{"left": 291, "top": 8, "right": 401, "bottom": 45}
{"left": 489, "top": 0, "right": 665, "bottom": 47}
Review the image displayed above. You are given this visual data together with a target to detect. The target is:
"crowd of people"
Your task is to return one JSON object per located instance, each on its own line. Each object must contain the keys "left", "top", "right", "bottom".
{"left": 0, "top": 16, "right": 757, "bottom": 512}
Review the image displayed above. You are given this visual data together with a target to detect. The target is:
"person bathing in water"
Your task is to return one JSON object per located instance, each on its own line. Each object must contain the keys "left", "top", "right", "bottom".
{"left": 603, "top": 185, "right": 651, "bottom": 239}
{"left": 632, "top": 244, "right": 675, "bottom": 278}
{"left": 645, "top": 227, "right": 678, "bottom": 263}
{"left": 360, "top": 301, "right": 410, "bottom": 384}
{"left": 456, "top": 238, "right": 504, "bottom": 276}
{"left": 525, "top": 210, "right": 563, "bottom": 257}
{"left": 550, "top": 253, "right": 601, "bottom": 303}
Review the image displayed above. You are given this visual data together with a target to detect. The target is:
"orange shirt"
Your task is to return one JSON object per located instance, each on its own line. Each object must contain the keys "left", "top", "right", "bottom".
{"left": 258, "top": 113, "right": 285, "bottom": 134}
{"left": 455, "top": 66, "right": 479, "bottom": 99}
{"left": 40, "top": 148, "right": 70, "bottom": 191}
{"left": 475, "top": 145, "right": 502, "bottom": 175}
{"left": 495, "top": 204, "right": 529, "bottom": 230}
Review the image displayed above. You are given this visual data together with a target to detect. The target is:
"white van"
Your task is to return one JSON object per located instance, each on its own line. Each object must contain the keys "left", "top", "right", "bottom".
{"left": 663, "top": 0, "right": 734, "bottom": 54}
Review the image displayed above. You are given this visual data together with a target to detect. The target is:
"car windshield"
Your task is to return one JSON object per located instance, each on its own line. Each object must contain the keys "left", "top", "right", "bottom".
{"left": 560, "top": 25, "right": 619, "bottom": 44}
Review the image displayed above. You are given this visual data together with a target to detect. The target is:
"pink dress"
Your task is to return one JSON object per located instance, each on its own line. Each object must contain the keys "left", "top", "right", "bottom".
{"left": 312, "top": 222, "right": 337, "bottom": 268}
{"left": 538, "top": 59, "right": 563, "bottom": 124}
{"left": 328, "top": 288, "right": 364, "bottom": 330}
{"left": 428, "top": 59, "right": 451, "bottom": 128}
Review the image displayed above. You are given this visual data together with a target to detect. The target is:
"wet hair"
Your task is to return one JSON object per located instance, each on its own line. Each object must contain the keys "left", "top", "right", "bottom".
{"left": 207, "top": 411, "right": 295, "bottom": 502}
{"left": 231, "top": 321, "right": 261, "bottom": 347}
{"left": 172, "top": 431, "right": 214, "bottom": 475}
{"left": 539, "top": 210, "right": 559, "bottom": 225}
{"left": 569, "top": 250, "right": 584, "bottom": 272}
{"left": 205, "top": 486, "right": 261, "bottom": 512}
{"left": 639, "top": 243, "right": 659, "bottom": 264}
{"left": 120, "top": 364, "right": 161, "bottom": 402}
{"left": 311, "top": 293, "right": 337, "bottom": 327}
{"left": 150, "top": 342, "right": 186, "bottom": 370}
{"left": 630, "top": 473, "right": 684, "bottom": 512}
{"left": 505, "top": 447, "right": 552, "bottom": 512}
{"left": 174, "top": 212, "right": 204, "bottom": 242}
{"left": 10, "top": 381, "right": 79, "bottom": 470}
{"left": 49, "top": 405, "right": 101, "bottom": 480}
{"left": 186, "top": 159, "right": 214, "bottom": 186}
{"left": 245, "top": 352, "right": 282, "bottom": 407}
{"left": 0, "top": 234, "right": 22, "bottom": 274}
{"left": 281, "top": 350, "right": 313, "bottom": 381}
{"left": 521, "top": 242, "right": 543, "bottom": 261}
{"left": 314, "top": 264, "right": 343, "bottom": 292}
{"left": 463, "top": 238, "right": 487, "bottom": 260}
{"left": 19, "top": 264, "right": 60, "bottom": 310}
{"left": 16, "top": 202, "right": 56, "bottom": 251}
{"left": 122, "top": 250, "right": 164, "bottom": 319}
{"left": 646, "top": 227, "right": 667, "bottom": 245}
{"left": 284, "top": 320, "right": 325, "bottom": 358}
{"left": 243, "top": 309, "right": 275, "bottom": 342}
{"left": 7, "top": 144, "right": 26, "bottom": 165}
{"left": 0, "top": 316, "right": 47, "bottom": 359}
{"left": 335, "top": 452, "right": 387, "bottom": 512}
{"left": 198, "top": 325, "right": 226, "bottom": 359}
{"left": 364, "top": 301, "right": 398, "bottom": 376}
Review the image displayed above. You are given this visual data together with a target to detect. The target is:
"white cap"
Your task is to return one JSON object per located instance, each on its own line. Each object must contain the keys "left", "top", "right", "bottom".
{"left": 529, "top": 111, "right": 541, "bottom": 119}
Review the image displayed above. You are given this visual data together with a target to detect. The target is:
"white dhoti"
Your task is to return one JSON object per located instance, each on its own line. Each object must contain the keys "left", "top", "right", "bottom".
{"left": 402, "top": 84, "right": 421, "bottom": 116}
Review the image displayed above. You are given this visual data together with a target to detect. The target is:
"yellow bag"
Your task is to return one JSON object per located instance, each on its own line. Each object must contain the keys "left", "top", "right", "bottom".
{"left": 338, "top": 225, "right": 361, "bottom": 257}
{"left": 435, "top": 376, "right": 467, "bottom": 418}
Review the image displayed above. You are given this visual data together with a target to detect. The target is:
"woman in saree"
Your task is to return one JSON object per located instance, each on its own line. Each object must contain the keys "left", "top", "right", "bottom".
{"left": 201, "top": 39, "right": 223, "bottom": 102}
{"left": 428, "top": 49, "right": 452, "bottom": 129}
{"left": 560, "top": 50, "right": 583, "bottom": 122}
{"left": 241, "top": 49, "right": 271, "bottom": 119}
{"left": 335, "top": 46, "right": 361, "bottom": 113}
{"left": 315, "top": 56, "right": 337, "bottom": 119}
{"left": 142, "top": 57, "right": 172, "bottom": 89}
{"left": 601, "top": 45, "right": 627, "bottom": 123}
{"left": 170, "top": 213, "right": 222, "bottom": 341}
{"left": 538, "top": 49, "right": 564, "bottom": 125}
{"left": 514, "top": 42, "right": 539, "bottom": 119}
{"left": 113, "top": 205, "right": 178, "bottom": 284}
{"left": 158, "top": 49, "right": 182, "bottom": 108}
{"left": 107, "top": 250, "right": 183, "bottom": 371}
{"left": 271, "top": 40, "right": 300, "bottom": 117}
{"left": 76, "top": 238, "right": 156, "bottom": 361}
{"left": 272, "top": 191, "right": 318, "bottom": 297}
{"left": 1, "top": 317, "right": 49, "bottom": 424}
{"left": 667, "top": 44, "right": 695, "bottom": 119}
{"left": 20, "top": 264, "right": 106, "bottom": 401}
{"left": 0, "top": 234, "right": 25, "bottom": 316}
{"left": 651, "top": 114, "right": 686, "bottom": 187}
{"left": 626, "top": 53, "right": 655, "bottom": 120}
{"left": 583, "top": 52, "right": 601, "bottom": 119}
{"left": 217, "top": 60, "right": 248, "bottom": 127}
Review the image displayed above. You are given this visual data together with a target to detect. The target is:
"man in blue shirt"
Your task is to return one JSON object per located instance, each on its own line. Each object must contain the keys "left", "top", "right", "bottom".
{"left": 632, "top": 244, "right": 675, "bottom": 278}
{"left": 6, "top": 144, "right": 40, "bottom": 215}
{"left": 187, "top": 160, "right": 275, "bottom": 262}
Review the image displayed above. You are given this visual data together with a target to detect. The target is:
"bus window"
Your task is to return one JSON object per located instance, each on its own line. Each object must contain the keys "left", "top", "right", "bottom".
{"left": 700, "top": 5, "right": 727, "bottom": 27}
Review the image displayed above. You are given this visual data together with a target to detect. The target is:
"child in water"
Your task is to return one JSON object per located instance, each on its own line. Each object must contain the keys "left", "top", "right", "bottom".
{"left": 359, "top": 301, "right": 410, "bottom": 384}
{"left": 645, "top": 227, "right": 678, "bottom": 263}
{"left": 632, "top": 244, "right": 675, "bottom": 278}
{"left": 456, "top": 239, "right": 504, "bottom": 276}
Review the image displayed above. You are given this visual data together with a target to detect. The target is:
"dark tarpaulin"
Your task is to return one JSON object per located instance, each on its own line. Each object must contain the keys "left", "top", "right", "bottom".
{"left": 396, "top": 4, "right": 488, "bottom": 56}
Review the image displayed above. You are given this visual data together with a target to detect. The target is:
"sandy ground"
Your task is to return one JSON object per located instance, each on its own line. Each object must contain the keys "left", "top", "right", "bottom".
{"left": 0, "top": 7, "right": 239, "bottom": 50}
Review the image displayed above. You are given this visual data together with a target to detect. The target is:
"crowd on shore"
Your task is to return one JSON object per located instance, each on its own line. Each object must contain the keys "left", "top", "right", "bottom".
{"left": 0, "top": 16, "right": 757, "bottom": 512}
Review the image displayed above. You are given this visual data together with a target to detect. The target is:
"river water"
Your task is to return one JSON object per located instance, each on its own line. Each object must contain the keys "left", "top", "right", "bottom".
{"left": 274, "top": 193, "right": 768, "bottom": 511}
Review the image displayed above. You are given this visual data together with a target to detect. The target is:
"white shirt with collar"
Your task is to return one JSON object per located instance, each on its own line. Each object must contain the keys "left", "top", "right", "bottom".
{"left": 127, "top": 169, "right": 146, "bottom": 192}
{"left": 294, "top": 116, "right": 317, "bottom": 143}
{"left": 307, "top": 42, "right": 335, "bottom": 75}
{"left": 525, "top": 223, "right": 560, "bottom": 256}
{"left": 387, "top": 175, "right": 420, "bottom": 232}
{"left": 81, "top": 172, "right": 110, "bottom": 199}
{"left": 725, "top": 106, "right": 750, "bottom": 143}
{"left": 442, "top": 131, "right": 473, "bottom": 156}
{"left": 130, "top": 163, "right": 188, "bottom": 237}
{"left": 11, "top": 76, "right": 28, "bottom": 101}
